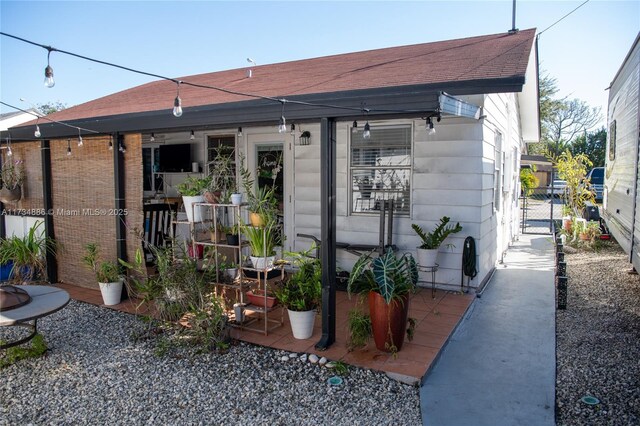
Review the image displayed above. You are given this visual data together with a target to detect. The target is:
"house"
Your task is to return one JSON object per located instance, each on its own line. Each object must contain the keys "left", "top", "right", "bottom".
{"left": 1, "top": 29, "right": 539, "bottom": 305}
{"left": 603, "top": 33, "right": 640, "bottom": 269}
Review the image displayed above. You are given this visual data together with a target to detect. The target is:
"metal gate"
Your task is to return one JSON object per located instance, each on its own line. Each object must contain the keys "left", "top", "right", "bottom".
{"left": 519, "top": 187, "right": 564, "bottom": 234}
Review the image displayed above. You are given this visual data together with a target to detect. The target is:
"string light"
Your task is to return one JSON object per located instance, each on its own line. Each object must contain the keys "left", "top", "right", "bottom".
{"left": 66, "top": 138, "right": 71, "bottom": 156}
{"left": 108, "top": 136, "right": 113, "bottom": 151}
{"left": 290, "top": 123, "right": 296, "bottom": 135}
{"left": 190, "top": 130, "right": 195, "bottom": 140}
{"left": 237, "top": 127, "right": 242, "bottom": 137}
{"left": 352, "top": 120, "right": 358, "bottom": 134}
{"left": 173, "top": 82, "right": 183, "bottom": 117}
{"left": 5, "top": 136, "right": 12, "bottom": 156}
{"left": 426, "top": 117, "right": 435, "bottom": 135}
{"left": 363, "top": 122, "right": 371, "bottom": 139}
{"left": 119, "top": 140, "right": 126, "bottom": 153}
{"left": 77, "top": 129, "right": 84, "bottom": 146}
{"left": 34, "top": 120, "right": 41, "bottom": 138}
{"left": 150, "top": 132, "right": 155, "bottom": 142}
{"left": 278, "top": 100, "right": 287, "bottom": 133}
{"left": 44, "top": 48, "right": 55, "bottom": 88}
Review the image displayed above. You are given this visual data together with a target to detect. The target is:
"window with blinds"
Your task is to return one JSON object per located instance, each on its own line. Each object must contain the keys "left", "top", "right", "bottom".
{"left": 350, "top": 125, "right": 412, "bottom": 215}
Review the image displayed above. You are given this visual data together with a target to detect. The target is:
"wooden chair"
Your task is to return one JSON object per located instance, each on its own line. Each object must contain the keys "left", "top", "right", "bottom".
{"left": 142, "top": 203, "right": 175, "bottom": 265}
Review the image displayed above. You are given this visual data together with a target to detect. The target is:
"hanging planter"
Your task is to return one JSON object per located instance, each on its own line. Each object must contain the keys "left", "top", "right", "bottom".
{"left": 0, "top": 186, "right": 22, "bottom": 203}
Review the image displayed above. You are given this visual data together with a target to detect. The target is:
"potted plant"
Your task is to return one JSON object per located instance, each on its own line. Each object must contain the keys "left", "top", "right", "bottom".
{"left": 347, "top": 248, "right": 418, "bottom": 353}
{"left": 411, "top": 216, "right": 463, "bottom": 267}
{"left": 240, "top": 154, "right": 278, "bottom": 226}
{"left": 82, "top": 243, "right": 123, "bottom": 306}
{"left": 0, "top": 222, "right": 55, "bottom": 282}
{"left": 241, "top": 218, "right": 278, "bottom": 270}
{"left": 274, "top": 247, "right": 321, "bottom": 339}
{"left": 0, "top": 159, "right": 25, "bottom": 203}
{"left": 221, "top": 224, "right": 239, "bottom": 246}
{"left": 176, "top": 176, "right": 211, "bottom": 222}
{"left": 205, "top": 146, "right": 237, "bottom": 204}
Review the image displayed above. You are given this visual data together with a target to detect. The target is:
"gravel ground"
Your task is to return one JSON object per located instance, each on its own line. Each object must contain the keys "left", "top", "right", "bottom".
{"left": 557, "top": 242, "right": 640, "bottom": 425}
{"left": 1, "top": 300, "right": 421, "bottom": 425}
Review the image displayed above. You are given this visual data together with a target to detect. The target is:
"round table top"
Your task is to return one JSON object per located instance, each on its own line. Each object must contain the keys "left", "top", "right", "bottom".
{"left": 0, "top": 285, "right": 70, "bottom": 326}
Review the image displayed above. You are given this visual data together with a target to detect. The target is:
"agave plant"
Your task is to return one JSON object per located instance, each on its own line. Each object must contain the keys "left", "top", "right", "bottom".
{"left": 412, "top": 216, "right": 463, "bottom": 250}
{"left": 347, "top": 248, "right": 418, "bottom": 304}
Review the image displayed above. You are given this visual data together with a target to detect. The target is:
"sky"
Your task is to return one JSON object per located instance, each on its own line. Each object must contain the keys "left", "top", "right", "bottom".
{"left": 1, "top": 0, "right": 638, "bottom": 130}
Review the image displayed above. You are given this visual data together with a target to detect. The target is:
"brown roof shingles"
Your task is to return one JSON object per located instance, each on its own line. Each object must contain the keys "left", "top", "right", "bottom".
{"left": 45, "top": 28, "right": 536, "bottom": 122}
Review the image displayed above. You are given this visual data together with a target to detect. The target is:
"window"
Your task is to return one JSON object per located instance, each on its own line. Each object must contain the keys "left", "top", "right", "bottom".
{"left": 350, "top": 125, "right": 411, "bottom": 215}
{"left": 608, "top": 120, "right": 616, "bottom": 161}
{"left": 493, "top": 131, "right": 503, "bottom": 212}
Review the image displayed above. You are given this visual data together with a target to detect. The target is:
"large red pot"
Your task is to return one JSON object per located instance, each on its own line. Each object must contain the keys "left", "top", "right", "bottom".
{"left": 368, "top": 291, "right": 410, "bottom": 352}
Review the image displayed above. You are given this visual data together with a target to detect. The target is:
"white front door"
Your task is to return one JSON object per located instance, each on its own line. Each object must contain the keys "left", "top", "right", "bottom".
{"left": 246, "top": 133, "right": 293, "bottom": 252}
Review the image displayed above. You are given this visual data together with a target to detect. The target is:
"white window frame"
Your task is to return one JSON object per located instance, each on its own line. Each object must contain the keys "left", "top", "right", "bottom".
{"left": 349, "top": 123, "right": 413, "bottom": 216}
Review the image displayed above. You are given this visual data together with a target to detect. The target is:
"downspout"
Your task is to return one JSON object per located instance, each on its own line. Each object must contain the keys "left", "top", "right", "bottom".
{"left": 41, "top": 139, "right": 57, "bottom": 283}
{"left": 113, "top": 133, "right": 128, "bottom": 297}
{"left": 316, "top": 117, "right": 337, "bottom": 350}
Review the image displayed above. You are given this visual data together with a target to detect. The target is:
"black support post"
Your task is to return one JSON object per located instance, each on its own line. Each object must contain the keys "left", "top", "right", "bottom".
{"left": 41, "top": 139, "right": 57, "bottom": 283}
{"left": 113, "top": 133, "right": 128, "bottom": 297}
{"left": 316, "top": 117, "right": 336, "bottom": 350}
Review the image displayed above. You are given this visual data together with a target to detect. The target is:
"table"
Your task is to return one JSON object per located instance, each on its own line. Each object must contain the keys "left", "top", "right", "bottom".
{"left": 0, "top": 285, "right": 70, "bottom": 350}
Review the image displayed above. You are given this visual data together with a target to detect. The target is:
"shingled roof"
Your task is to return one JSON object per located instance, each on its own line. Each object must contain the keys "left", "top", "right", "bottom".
{"left": 10, "top": 28, "right": 537, "bottom": 137}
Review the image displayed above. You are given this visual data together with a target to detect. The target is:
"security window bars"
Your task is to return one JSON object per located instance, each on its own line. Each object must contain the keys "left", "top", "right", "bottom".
{"left": 351, "top": 125, "right": 411, "bottom": 215}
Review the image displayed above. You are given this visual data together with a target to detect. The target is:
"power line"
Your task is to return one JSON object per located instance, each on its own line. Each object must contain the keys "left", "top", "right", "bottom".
{"left": 538, "top": 0, "right": 590, "bottom": 37}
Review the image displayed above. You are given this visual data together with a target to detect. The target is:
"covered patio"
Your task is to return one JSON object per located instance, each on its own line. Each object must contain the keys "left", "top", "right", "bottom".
{"left": 55, "top": 282, "right": 474, "bottom": 383}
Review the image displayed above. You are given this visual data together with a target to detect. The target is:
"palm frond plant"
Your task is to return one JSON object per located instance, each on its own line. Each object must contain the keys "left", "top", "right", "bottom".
{"left": 346, "top": 248, "right": 418, "bottom": 353}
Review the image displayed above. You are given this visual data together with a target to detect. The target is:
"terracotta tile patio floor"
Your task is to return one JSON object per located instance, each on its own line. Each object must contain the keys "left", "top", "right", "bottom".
{"left": 55, "top": 282, "right": 474, "bottom": 383}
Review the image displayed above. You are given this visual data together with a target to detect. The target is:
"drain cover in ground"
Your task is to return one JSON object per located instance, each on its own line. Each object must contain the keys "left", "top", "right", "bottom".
{"left": 581, "top": 396, "right": 600, "bottom": 405}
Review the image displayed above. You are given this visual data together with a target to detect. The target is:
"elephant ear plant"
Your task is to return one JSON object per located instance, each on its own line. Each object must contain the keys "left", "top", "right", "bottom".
{"left": 347, "top": 248, "right": 419, "bottom": 353}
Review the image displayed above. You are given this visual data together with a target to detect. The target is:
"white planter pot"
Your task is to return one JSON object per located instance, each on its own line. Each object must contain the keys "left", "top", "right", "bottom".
{"left": 288, "top": 309, "right": 316, "bottom": 339}
{"left": 416, "top": 248, "right": 439, "bottom": 267}
{"left": 225, "top": 268, "right": 238, "bottom": 280}
{"left": 234, "top": 303, "right": 245, "bottom": 323}
{"left": 231, "top": 193, "right": 243, "bottom": 205}
{"left": 250, "top": 255, "right": 276, "bottom": 270}
{"left": 182, "top": 195, "right": 205, "bottom": 222}
{"left": 98, "top": 279, "right": 123, "bottom": 306}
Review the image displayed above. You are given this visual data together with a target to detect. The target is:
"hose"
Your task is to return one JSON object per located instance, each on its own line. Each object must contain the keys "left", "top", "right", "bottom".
{"left": 461, "top": 236, "right": 478, "bottom": 291}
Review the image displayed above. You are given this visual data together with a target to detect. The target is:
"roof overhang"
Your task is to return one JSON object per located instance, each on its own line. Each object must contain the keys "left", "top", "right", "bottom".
{"left": 4, "top": 76, "right": 526, "bottom": 141}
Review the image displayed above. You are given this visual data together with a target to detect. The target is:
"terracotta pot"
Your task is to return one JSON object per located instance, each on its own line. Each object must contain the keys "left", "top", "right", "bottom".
{"left": 203, "top": 191, "right": 220, "bottom": 204}
{"left": 246, "top": 290, "right": 277, "bottom": 308}
{"left": 368, "top": 291, "right": 410, "bottom": 352}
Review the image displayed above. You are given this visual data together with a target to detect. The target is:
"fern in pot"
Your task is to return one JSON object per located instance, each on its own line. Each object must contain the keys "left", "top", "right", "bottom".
{"left": 82, "top": 243, "right": 122, "bottom": 306}
{"left": 411, "top": 216, "right": 462, "bottom": 267}
{"left": 274, "top": 246, "right": 321, "bottom": 339}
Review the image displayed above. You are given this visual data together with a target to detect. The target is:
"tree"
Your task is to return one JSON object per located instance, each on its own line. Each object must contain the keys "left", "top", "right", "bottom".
{"left": 570, "top": 127, "right": 606, "bottom": 167}
{"left": 36, "top": 102, "right": 66, "bottom": 116}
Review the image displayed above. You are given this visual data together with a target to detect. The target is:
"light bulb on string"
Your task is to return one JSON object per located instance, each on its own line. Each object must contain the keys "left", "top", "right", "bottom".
{"left": 66, "top": 139, "right": 72, "bottom": 156}
{"left": 78, "top": 130, "right": 83, "bottom": 147}
{"left": 237, "top": 127, "right": 242, "bottom": 137}
{"left": 6, "top": 137, "right": 12, "bottom": 157}
{"left": 427, "top": 117, "right": 436, "bottom": 135}
{"left": 278, "top": 116, "right": 287, "bottom": 133}
{"left": 190, "top": 130, "right": 195, "bottom": 140}
{"left": 44, "top": 49, "right": 55, "bottom": 88}
{"left": 150, "top": 133, "right": 155, "bottom": 142}
{"left": 108, "top": 136, "right": 113, "bottom": 151}
{"left": 173, "top": 81, "right": 183, "bottom": 117}
{"left": 34, "top": 124, "right": 41, "bottom": 138}
{"left": 352, "top": 120, "right": 358, "bottom": 134}
{"left": 290, "top": 123, "right": 296, "bottom": 136}
{"left": 119, "top": 141, "right": 126, "bottom": 154}
{"left": 363, "top": 122, "right": 371, "bottom": 139}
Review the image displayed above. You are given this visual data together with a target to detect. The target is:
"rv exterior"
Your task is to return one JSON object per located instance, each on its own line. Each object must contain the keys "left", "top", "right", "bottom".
{"left": 603, "top": 33, "right": 640, "bottom": 269}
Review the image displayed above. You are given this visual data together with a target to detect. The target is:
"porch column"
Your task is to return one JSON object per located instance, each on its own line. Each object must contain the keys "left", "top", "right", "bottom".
{"left": 113, "top": 133, "right": 128, "bottom": 297}
{"left": 41, "top": 139, "right": 57, "bottom": 283}
{"left": 316, "top": 117, "right": 337, "bottom": 350}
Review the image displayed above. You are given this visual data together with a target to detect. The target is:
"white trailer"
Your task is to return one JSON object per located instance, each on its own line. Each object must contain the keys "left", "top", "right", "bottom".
{"left": 604, "top": 33, "right": 640, "bottom": 269}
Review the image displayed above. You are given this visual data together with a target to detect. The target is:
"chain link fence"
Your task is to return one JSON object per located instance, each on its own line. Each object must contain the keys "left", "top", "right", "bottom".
{"left": 520, "top": 187, "right": 565, "bottom": 234}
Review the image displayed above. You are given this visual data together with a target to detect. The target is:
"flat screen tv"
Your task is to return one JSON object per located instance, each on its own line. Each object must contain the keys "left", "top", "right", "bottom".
{"left": 158, "top": 144, "right": 192, "bottom": 172}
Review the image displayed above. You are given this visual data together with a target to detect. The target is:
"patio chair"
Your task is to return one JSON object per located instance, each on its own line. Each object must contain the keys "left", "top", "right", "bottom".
{"left": 142, "top": 203, "right": 176, "bottom": 265}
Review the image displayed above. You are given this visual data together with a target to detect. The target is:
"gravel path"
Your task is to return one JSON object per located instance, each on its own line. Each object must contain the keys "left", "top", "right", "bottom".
{"left": 1, "top": 300, "right": 421, "bottom": 425}
{"left": 557, "top": 242, "right": 640, "bottom": 425}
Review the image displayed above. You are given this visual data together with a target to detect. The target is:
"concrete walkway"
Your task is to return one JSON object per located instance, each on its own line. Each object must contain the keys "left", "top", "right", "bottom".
{"left": 420, "top": 234, "right": 556, "bottom": 426}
